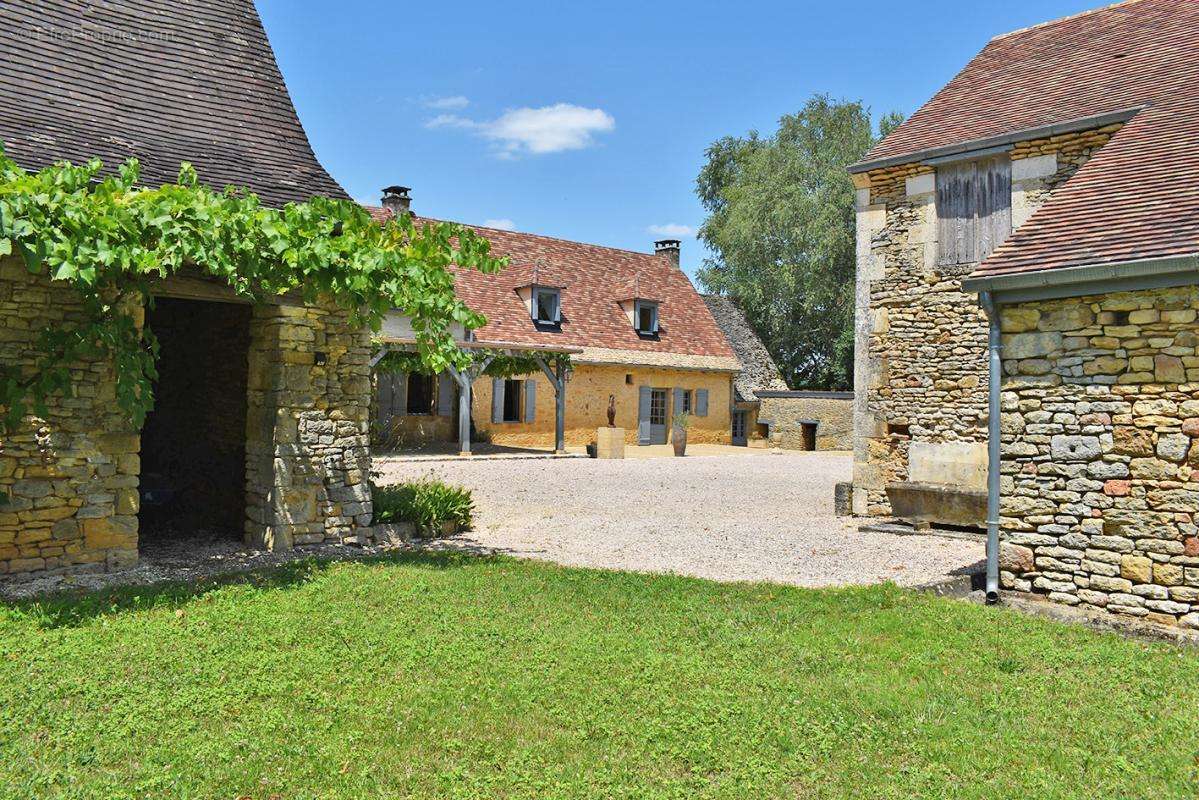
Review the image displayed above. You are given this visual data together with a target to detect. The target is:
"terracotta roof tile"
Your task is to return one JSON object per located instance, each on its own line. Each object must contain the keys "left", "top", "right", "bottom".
{"left": 369, "top": 209, "right": 736, "bottom": 360}
{"left": 858, "top": 0, "right": 1199, "bottom": 279}
{"left": 0, "top": 0, "right": 348, "bottom": 206}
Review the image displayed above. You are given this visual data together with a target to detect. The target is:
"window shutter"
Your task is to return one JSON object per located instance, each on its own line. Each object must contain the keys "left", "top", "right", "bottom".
{"left": 651, "top": 305, "right": 659, "bottom": 334}
{"left": 936, "top": 160, "right": 975, "bottom": 267}
{"left": 637, "top": 386, "right": 652, "bottom": 444}
{"left": 491, "top": 377, "right": 505, "bottom": 424}
{"left": 524, "top": 379, "right": 536, "bottom": 423}
{"left": 673, "top": 388, "right": 685, "bottom": 417}
{"left": 393, "top": 373, "right": 408, "bottom": 417}
{"left": 436, "top": 372, "right": 454, "bottom": 416}
{"left": 696, "top": 388, "right": 709, "bottom": 417}
{"left": 975, "top": 156, "right": 1011, "bottom": 262}
{"left": 377, "top": 373, "right": 393, "bottom": 427}
{"left": 553, "top": 292, "right": 562, "bottom": 323}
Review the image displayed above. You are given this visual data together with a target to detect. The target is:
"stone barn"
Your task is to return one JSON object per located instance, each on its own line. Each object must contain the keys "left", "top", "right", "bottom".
{"left": 0, "top": 0, "right": 373, "bottom": 577}
{"left": 853, "top": 0, "right": 1199, "bottom": 625}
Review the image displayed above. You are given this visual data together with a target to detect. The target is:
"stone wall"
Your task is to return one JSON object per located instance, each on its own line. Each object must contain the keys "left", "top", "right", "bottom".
{"left": 0, "top": 258, "right": 141, "bottom": 576}
{"left": 758, "top": 392, "right": 853, "bottom": 450}
{"left": 0, "top": 256, "right": 375, "bottom": 577}
{"left": 999, "top": 285, "right": 1199, "bottom": 627}
{"left": 852, "top": 125, "right": 1120, "bottom": 516}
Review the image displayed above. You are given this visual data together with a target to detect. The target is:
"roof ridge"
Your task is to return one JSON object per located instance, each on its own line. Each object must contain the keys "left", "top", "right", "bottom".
{"left": 366, "top": 206, "right": 668, "bottom": 261}
{"left": 989, "top": 0, "right": 1149, "bottom": 42}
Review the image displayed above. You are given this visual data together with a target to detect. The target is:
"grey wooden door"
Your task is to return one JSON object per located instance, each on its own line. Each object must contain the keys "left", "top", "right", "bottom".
{"left": 732, "top": 410, "right": 747, "bottom": 446}
{"left": 649, "top": 388, "right": 668, "bottom": 445}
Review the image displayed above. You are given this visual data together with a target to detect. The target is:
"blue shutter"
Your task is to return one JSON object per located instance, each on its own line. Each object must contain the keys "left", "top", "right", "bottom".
{"left": 696, "top": 388, "right": 709, "bottom": 417}
{"left": 524, "top": 379, "right": 536, "bottom": 423}
{"left": 436, "top": 372, "right": 454, "bottom": 416}
{"left": 673, "top": 388, "right": 685, "bottom": 417}
{"left": 637, "top": 386, "right": 652, "bottom": 444}
{"left": 491, "top": 377, "right": 504, "bottom": 423}
{"left": 394, "top": 373, "right": 408, "bottom": 416}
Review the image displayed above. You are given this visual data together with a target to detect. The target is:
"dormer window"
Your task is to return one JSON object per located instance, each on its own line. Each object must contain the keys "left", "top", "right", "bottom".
{"left": 533, "top": 287, "right": 561, "bottom": 325}
{"left": 634, "top": 299, "right": 659, "bottom": 335}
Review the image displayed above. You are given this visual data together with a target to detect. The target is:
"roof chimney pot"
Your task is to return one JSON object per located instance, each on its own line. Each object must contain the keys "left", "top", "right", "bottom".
{"left": 654, "top": 239, "right": 681, "bottom": 269}
{"left": 381, "top": 185, "right": 412, "bottom": 217}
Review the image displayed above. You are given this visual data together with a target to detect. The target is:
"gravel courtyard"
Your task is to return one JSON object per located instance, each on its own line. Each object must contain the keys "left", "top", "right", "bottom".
{"left": 374, "top": 452, "right": 984, "bottom": 588}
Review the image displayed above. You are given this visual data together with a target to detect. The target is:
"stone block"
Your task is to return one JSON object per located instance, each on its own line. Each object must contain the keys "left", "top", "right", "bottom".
{"left": 595, "top": 427, "right": 626, "bottom": 460}
{"left": 1040, "top": 305, "right": 1094, "bottom": 332}
{"left": 81, "top": 515, "right": 137, "bottom": 550}
{"left": 1003, "top": 331, "right": 1062, "bottom": 359}
{"left": 1157, "top": 433, "right": 1191, "bottom": 462}
{"left": 1050, "top": 435, "right": 1101, "bottom": 462}
{"left": 1155, "top": 354, "right": 1186, "bottom": 383}
{"left": 1120, "top": 555, "right": 1153, "bottom": 584}
{"left": 999, "top": 543, "right": 1035, "bottom": 573}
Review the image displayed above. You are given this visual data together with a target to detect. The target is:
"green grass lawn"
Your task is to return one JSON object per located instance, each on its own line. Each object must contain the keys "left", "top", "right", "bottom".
{"left": 2, "top": 553, "right": 1197, "bottom": 799}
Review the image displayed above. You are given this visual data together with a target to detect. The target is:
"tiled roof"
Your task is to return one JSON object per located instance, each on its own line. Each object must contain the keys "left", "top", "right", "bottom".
{"left": 0, "top": 0, "right": 348, "bottom": 206}
{"left": 702, "top": 295, "right": 788, "bottom": 402}
{"left": 368, "top": 208, "right": 737, "bottom": 363}
{"left": 858, "top": 0, "right": 1199, "bottom": 280}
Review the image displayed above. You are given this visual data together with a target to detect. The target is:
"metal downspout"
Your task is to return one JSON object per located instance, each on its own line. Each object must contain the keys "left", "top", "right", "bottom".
{"left": 981, "top": 291, "right": 1001, "bottom": 604}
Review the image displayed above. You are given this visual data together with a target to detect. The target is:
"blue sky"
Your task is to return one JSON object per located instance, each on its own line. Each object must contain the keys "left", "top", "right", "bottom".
{"left": 257, "top": 0, "right": 1100, "bottom": 280}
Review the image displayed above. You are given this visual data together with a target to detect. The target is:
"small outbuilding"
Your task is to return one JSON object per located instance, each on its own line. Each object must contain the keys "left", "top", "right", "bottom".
{"left": 0, "top": 0, "right": 374, "bottom": 577}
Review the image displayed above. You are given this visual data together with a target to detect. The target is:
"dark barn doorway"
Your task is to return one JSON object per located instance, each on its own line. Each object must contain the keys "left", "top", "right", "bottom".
{"left": 139, "top": 297, "right": 252, "bottom": 548}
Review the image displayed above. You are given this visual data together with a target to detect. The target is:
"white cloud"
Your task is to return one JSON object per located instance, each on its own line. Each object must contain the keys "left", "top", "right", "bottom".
{"left": 483, "top": 218, "right": 517, "bottom": 231}
{"left": 647, "top": 223, "right": 696, "bottom": 238}
{"left": 426, "top": 103, "right": 615, "bottom": 157}
{"left": 424, "top": 95, "right": 470, "bottom": 110}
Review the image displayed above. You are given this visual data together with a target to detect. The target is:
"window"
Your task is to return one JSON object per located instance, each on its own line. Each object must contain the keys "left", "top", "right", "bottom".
{"left": 502, "top": 378, "right": 522, "bottom": 422}
{"left": 533, "top": 288, "right": 561, "bottom": 324}
{"left": 406, "top": 373, "right": 434, "bottom": 415}
{"left": 681, "top": 389, "right": 693, "bottom": 413}
{"left": 936, "top": 155, "right": 1011, "bottom": 266}
{"left": 635, "top": 300, "right": 659, "bottom": 335}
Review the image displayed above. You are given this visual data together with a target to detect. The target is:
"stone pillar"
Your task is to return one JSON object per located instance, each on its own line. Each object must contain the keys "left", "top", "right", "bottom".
{"left": 244, "top": 302, "right": 373, "bottom": 550}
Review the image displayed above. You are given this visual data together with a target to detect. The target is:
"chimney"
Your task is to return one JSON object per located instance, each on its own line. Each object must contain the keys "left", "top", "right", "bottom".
{"left": 381, "top": 185, "right": 412, "bottom": 217}
{"left": 654, "top": 239, "right": 681, "bottom": 269}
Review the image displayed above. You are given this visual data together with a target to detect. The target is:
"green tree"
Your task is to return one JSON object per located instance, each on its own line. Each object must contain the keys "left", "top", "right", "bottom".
{"left": 696, "top": 96, "right": 903, "bottom": 389}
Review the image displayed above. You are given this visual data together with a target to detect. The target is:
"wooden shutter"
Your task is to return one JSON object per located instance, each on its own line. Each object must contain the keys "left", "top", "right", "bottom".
{"left": 524, "top": 379, "right": 536, "bottom": 423}
{"left": 974, "top": 156, "right": 1011, "bottom": 262}
{"left": 696, "top": 388, "right": 709, "bottom": 417}
{"left": 436, "top": 372, "right": 454, "bottom": 416}
{"left": 491, "top": 377, "right": 505, "bottom": 423}
{"left": 936, "top": 160, "right": 975, "bottom": 266}
{"left": 392, "top": 373, "right": 408, "bottom": 417}
{"left": 637, "top": 386, "right": 652, "bottom": 444}
{"left": 376, "top": 373, "right": 393, "bottom": 427}
{"left": 673, "top": 388, "right": 685, "bottom": 417}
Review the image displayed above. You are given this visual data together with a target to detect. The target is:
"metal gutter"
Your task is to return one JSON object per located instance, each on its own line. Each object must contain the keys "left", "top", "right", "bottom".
{"left": 979, "top": 291, "right": 1001, "bottom": 604}
{"left": 848, "top": 106, "right": 1144, "bottom": 175}
{"left": 962, "top": 253, "right": 1199, "bottom": 299}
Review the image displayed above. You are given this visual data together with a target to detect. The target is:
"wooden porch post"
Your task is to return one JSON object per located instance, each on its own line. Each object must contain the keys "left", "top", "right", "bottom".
{"left": 554, "top": 358, "right": 566, "bottom": 454}
{"left": 535, "top": 354, "right": 567, "bottom": 455}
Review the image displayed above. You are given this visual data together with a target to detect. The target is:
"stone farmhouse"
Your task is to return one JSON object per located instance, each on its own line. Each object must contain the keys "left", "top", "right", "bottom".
{"left": 368, "top": 195, "right": 744, "bottom": 451}
{"left": 0, "top": 0, "right": 374, "bottom": 577}
{"left": 852, "top": 0, "right": 1199, "bottom": 624}
{"left": 702, "top": 295, "right": 852, "bottom": 450}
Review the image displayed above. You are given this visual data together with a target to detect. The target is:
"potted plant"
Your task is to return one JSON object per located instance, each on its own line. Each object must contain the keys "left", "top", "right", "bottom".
{"left": 671, "top": 411, "right": 691, "bottom": 456}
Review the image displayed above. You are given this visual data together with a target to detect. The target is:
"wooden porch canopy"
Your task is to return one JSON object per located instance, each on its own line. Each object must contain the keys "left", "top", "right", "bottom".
{"left": 371, "top": 337, "right": 582, "bottom": 455}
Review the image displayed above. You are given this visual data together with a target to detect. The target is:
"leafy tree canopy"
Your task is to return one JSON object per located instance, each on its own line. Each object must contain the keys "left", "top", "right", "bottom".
{"left": 0, "top": 152, "right": 506, "bottom": 429}
{"left": 696, "top": 95, "right": 903, "bottom": 390}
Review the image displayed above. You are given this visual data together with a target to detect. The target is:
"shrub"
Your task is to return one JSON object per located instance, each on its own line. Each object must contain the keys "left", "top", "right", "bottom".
{"left": 371, "top": 478, "right": 474, "bottom": 536}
